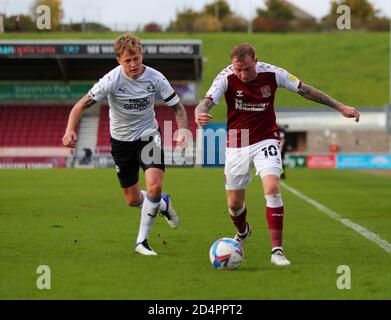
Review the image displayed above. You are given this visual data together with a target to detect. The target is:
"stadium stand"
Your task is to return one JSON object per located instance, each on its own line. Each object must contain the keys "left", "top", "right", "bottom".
{"left": 0, "top": 40, "right": 203, "bottom": 167}
{"left": 96, "top": 104, "right": 197, "bottom": 149}
{"left": 96, "top": 105, "right": 110, "bottom": 148}
{"left": 0, "top": 105, "right": 73, "bottom": 147}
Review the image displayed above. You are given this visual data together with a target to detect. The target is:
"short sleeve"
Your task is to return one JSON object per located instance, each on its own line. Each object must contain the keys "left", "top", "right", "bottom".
{"left": 88, "top": 74, "right": 111, "bottom": 102}
{"left": 275, "top": 67, "right": 302, "bottom": 93}
{"left": 156, "top": 75, "right": 180, "bottom": 106}
{"left": 205, "top": 69, "right": 229, "bottom": 105}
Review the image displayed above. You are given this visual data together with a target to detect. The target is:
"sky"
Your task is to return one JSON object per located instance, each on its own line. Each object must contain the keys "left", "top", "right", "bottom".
{"left": 1, "top": 0, "right": 390, "bottom": 30}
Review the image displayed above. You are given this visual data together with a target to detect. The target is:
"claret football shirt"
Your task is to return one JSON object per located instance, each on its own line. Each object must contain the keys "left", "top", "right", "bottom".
{"left": 206, "top": 62, "right": 301, "bottom": 147}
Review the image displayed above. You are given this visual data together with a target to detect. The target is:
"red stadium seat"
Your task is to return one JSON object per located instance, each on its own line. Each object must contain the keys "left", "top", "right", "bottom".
{"left": 0, "top": 105, "right": 74, "bottom": 147}
{"left": 95, "top": 104, "right": 197, "bottom": 149}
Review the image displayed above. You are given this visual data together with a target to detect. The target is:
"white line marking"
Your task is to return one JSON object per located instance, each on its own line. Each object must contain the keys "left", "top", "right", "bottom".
{"left": 281, "top": 181, "right": 391, "bottom": 255}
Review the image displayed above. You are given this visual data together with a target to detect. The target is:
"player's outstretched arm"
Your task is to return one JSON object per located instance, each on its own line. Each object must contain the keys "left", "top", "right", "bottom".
{"left": 169, "top": 102, "right": 189, "bottom": 149}
{"left": 298, "top": 83, "right": 360, "bottom": 123}
{"left": 195, "top": 98, "right": 214, "bottom": 126}
{"left": 62, "top": 94, "right": 97, "bottom": 148}
{"left": 170, "top": 102, "right": 188, "bottom": 130}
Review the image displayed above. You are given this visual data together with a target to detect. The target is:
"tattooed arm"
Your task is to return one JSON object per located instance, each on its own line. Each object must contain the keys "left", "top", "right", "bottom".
{"left": 169, "top": 102, "right": 189, "bottom": 149}
{"left": 62, "top": 94, "right": 97, "bottom": 148}
{"left": 169, "top": 102, "right": 188, "bottom": 130}
{"left": 298, "top": 83, "right": 360, "bottom": 122}
{"left": 195, "top": 98, "right": 215, "bottom": 126}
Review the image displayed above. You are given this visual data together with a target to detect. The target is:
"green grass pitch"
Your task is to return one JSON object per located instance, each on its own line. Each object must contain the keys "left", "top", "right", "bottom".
{"left": 0, "top": 168, "right": 390, "bottom": 299}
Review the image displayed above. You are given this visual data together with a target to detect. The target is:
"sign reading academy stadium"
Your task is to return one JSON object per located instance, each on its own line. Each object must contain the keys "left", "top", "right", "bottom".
{"left": 0, "top": 41, "right": 201, "bottom": 58}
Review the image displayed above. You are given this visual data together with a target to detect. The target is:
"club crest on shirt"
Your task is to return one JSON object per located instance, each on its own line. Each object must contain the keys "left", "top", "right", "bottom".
{"left": 260, "top": 85, "right": 271, "bottom": 98}
{"left": 147, "top": 85, "right": 156, "bottom": 93}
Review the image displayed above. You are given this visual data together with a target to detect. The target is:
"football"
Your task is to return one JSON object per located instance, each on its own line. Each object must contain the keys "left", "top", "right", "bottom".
{"left": 209, "top": 238, "right": 244, "bottom": 270}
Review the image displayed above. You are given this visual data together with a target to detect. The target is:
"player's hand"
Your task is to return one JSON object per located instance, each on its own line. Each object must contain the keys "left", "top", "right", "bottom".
{"left": 195, "top": 112, "right": 212, "bottom": 126}
{"left": 62, "top": 130, "right": 77, "bottom": 148}
{"left": 339, "top": 105, "right": 360, "bottom": 123}
{"left": 175, "top": 129, "right": 189, "bottom": 151}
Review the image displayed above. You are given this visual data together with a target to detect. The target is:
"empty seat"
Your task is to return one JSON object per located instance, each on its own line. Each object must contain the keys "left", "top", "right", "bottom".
{"left": 96, "top": 104, "right": 197, "bottom": 149}
{"left": 0, "top": 105, "right": 74, "bottom": 147}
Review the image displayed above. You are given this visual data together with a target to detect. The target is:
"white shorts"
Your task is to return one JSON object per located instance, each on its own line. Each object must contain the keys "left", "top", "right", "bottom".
{"left": 224, "top": 139, "right": 282, "bottom": 190}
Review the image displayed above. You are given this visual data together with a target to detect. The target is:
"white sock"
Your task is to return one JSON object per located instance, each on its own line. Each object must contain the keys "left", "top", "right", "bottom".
{"left": 136, "top": 194, "right": 160, "bottom": 244}
{"left": 265, "top": 194, "right": 283, "bottom": 208}
{"left": 228, "top": 206, "right": 245, "bottom": 217}
{"left": 138, "top": 190, "right": 167, "bottom": 212}
{"left": 138, "top": 190, "right": 147, "bottom": 208}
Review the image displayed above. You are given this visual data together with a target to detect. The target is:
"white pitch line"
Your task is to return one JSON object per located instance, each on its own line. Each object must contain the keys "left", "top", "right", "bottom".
{"left": 281, "top": 181, "right": 391, "bottom": 255}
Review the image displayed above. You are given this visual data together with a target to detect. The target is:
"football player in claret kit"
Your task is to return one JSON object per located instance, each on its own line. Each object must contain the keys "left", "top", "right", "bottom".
{"left": 62, "top": 33, "right": 188, "bottom": 256}
{"left": 195, "top": 44, "right": 360, "bottom": 266}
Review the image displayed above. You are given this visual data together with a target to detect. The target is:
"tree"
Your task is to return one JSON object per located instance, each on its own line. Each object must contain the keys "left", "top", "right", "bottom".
{"left": 168, "top": 8, "right": 200, "bottom": 32}
{"left": 252, "top": 17, "right": 290, "bottom": 32}
{"left": 30, "top": 0, "right": 63, "bottom": 30}
{"left": 203, "top": 0, "right": 232, "bottom": 21}
{"left": 143, "top": 22, "right": 162, "bottom": 33}
{"left": 222, "top": 15, "right": 248, "bottom": 32}
{"left": 4, "top": 15, "right": 35, "bottom": 32}
{"left": 193, "top": 15, "right": 222, "bottom": 32}
{"left": 340, "top": 0, "right": 376, "bottom": 21}
{"left": 256, "top": 0, "right": 294, "bottom": 21}
{"left": 169, "top": 1, "right": 246, "bottom": 32}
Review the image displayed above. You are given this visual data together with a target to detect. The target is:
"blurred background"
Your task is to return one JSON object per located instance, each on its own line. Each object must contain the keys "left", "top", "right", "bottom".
{"left": 0, "top": 0, "right": 390, "bottom": 170}
{"left": 0, "top": 0, "right": 390, "bottom": 301}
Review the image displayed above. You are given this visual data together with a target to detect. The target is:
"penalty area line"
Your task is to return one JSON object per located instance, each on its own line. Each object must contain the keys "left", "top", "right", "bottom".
{"left": 281, "top": 181, "right": 391, "bottom": 255}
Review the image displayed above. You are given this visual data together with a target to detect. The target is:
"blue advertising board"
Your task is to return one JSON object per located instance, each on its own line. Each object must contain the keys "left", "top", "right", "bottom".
{"left": 203, "top": 123, "right": 227, "bottom": 167}
{"left": 337, "top": 154, "right": 391, "bottom": 169}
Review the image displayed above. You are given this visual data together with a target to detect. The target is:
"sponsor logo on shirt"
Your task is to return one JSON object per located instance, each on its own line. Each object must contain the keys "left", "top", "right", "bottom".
{"left": 124, "top": 97, "right": 150, "bottom": 110}
{"left": 236, "top": 90, "right": 244, "bottom": 97}
{"left": 289, "top": 74, "right": 298, "bottom": 82}
{"left": 235, "top": 98, "right": 269, "bottom": 111}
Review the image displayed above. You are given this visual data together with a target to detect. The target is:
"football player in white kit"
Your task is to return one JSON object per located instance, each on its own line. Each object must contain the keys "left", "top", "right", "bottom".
{"left": 196, "top": 44, "right": 360, "bottom": 266}
{"left": 62, "top": 33, "right": 188, "bottom": 256}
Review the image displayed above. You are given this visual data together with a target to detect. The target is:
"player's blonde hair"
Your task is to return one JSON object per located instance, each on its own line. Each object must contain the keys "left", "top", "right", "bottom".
{"left": 230, "top": 44, "right": 256, "bottom": 62}
{"left": 114, "top": 32, "right": 142, "bottom": 57}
